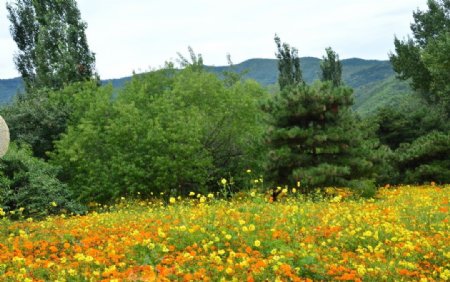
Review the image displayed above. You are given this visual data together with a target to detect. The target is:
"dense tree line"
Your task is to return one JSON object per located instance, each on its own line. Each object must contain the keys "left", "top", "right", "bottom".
{"left": 0, "top": 0, "right": 448, "bottom": 217}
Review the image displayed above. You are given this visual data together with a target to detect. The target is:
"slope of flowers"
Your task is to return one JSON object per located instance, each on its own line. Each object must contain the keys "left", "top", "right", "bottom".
{"left": 0, "top": 185, "right": 449, "bottom": 281}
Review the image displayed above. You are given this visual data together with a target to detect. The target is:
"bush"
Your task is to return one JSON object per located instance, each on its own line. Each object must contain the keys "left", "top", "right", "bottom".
{"left": 0, "top": 81, "right": 100, "bottom": 159}
{"left": 0, "top": 143, "right": 86, "bottom": 218}
{"left": 51, "top": 67, "right": 268, "bottom": 203}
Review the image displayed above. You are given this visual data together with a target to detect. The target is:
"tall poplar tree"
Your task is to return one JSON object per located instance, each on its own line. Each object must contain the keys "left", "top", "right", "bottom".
{"left": 6, "top": 0, "right": 97, "bottom": 91}
{"left": 389, "top": 0, "right": 449, "bottom": 110}
{"left": 4, "top": 0, "right": 97, "bottom": 159}
{"left": 320, "top": 47, "right": 342, "bottom": 87}
{"left": 274, "top": 35, "right": 303, "bottom": 90}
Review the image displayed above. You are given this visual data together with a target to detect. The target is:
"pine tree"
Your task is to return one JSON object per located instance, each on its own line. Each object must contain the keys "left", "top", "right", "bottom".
{"left": 266, "top": 45, "right": 376, "bottom": 195}
{"left": 6, "top": 0, "right": 97, "bottom": 91}
{"left": 396, "top": 131, "right": 450, "bottom": 183}
{"left": 265, "top": 81, "right": 375, "bottom": 192}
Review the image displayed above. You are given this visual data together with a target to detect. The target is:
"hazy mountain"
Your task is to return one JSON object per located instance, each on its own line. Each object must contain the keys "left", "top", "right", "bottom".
{"left": 0, "top": 77, "right": 23, "bottom": 104}
{"left": 0, "top": 57, "right": 412, "bottom": 115}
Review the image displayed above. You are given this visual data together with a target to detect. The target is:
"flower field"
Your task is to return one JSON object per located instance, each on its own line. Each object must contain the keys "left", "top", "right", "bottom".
{"left": 0, "top": 185, "right": 449, "bottom": 281}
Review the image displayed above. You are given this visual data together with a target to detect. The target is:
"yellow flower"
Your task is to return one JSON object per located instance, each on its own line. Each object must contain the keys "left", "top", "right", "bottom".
{"left": 246, "top": 169, "right": 252, "bottom": 173}
{"left": 248, "top": 224, "right": 256, "bottom": 231}
{"left": 68, "top": 268, "right": 77, "bottom": 276}
{"left": 51, "top": 201, "right": 57, "bottom": 207}
{"left": 440, "top": 269, "right": 450, "bottom": 281}
{"left": 297, "top": 181, "right": 301, "bottom": 187}
{"left": 218, "top": 249, "right": 225, "bottom": 255}
{"left": 357, "top": 265, "right": 366, "bottom": 276}
{"left": 169, "top": 197, "right": 176, "bottom": 204}
{"left": 207, "top": 193, "right": 214, "bottom": 198}
{"left": 254, "top": 240, "right": 261, "bottom": 247}
{"left": 221, "top": 178, "right": 227, "bottom": 185}
{"left": 189, "top": 192, "right": 195, "bottom": 196}
{"left": 363, "top": 230, "right": 373, "bottom": 237}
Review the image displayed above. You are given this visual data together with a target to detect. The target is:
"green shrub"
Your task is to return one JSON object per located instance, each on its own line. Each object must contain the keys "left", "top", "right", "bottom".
{"left": 51, "top": 67, "right": 268, "bottom": 203}
{"left": 348, "top": 179, "right": 377, "bottom": 198}
{"left": 0, "top": 143, "right": 86, "bottom": 218}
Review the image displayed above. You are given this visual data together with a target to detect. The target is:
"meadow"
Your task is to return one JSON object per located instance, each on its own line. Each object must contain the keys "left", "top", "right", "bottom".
{"left": 0, "top": 185, "right": 449, "bottom": 281}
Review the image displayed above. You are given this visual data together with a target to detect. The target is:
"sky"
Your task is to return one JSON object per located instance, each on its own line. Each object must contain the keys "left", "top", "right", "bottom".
{"left": 0, "top": 0, "right": 428, "bottom": 79}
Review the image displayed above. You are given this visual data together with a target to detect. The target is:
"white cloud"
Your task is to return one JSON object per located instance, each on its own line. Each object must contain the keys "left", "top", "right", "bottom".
{"left": 0, "top": 0, "right": 428, "bottom": 79}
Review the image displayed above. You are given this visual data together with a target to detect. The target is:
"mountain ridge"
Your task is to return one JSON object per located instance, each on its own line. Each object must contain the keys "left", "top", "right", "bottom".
{"left": 0, "top": 57, "right": 411, "bottom": 115}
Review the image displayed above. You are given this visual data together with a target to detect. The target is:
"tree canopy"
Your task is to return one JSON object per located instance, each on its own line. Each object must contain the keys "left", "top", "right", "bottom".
{"left": 6, "top": 0, "right": 97, "bottom": 91}
{"left": 274, "top": 35, "right": 303, "bottom": 90}
{"left": 389, "top": 0, "right": 450, "bottom": 110}
{"left": 320, "top": 47, "right": 342, "bottom": 87}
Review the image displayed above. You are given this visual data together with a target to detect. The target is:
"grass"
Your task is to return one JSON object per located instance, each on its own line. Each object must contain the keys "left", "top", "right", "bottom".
{"left": 0, "top": 184, "right": 449, "bottom": 281}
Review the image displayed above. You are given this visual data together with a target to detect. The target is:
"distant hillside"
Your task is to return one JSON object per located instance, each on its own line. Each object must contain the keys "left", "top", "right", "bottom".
{"left": 0, "top": 57, "right": 412, "bottom": 115}
{"left": 210, "top": 57, "right": 412, "bottom": 115}
{"left": 0, "top": 77, "right": 23, "bottom": 104}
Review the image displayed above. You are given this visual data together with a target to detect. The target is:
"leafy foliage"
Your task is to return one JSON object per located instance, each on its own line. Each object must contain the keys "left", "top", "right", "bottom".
{"left": 51, "top": 67, "right": 267, "bottom": 203}
{"left": 0, "top": 143, "right": 85, "bottom": 218}
{"left": 0, "top": 81, "right": 100, "bottom": 159}
{"left": 389, "top": 0, "right": 450, "bottom": 111}
{"left": 6, "top": 0, "right": 97, "bottom": 92}
{"left": 320, "top": 47, "right": 342, "bottom": 87}
{"left": 274, "top": 35, "right": 303, "bottom": 90}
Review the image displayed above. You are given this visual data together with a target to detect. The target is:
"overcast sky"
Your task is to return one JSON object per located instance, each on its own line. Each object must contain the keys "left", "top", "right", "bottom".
{"left": 1, "top": 0, "right": 428, "bottom": 79}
